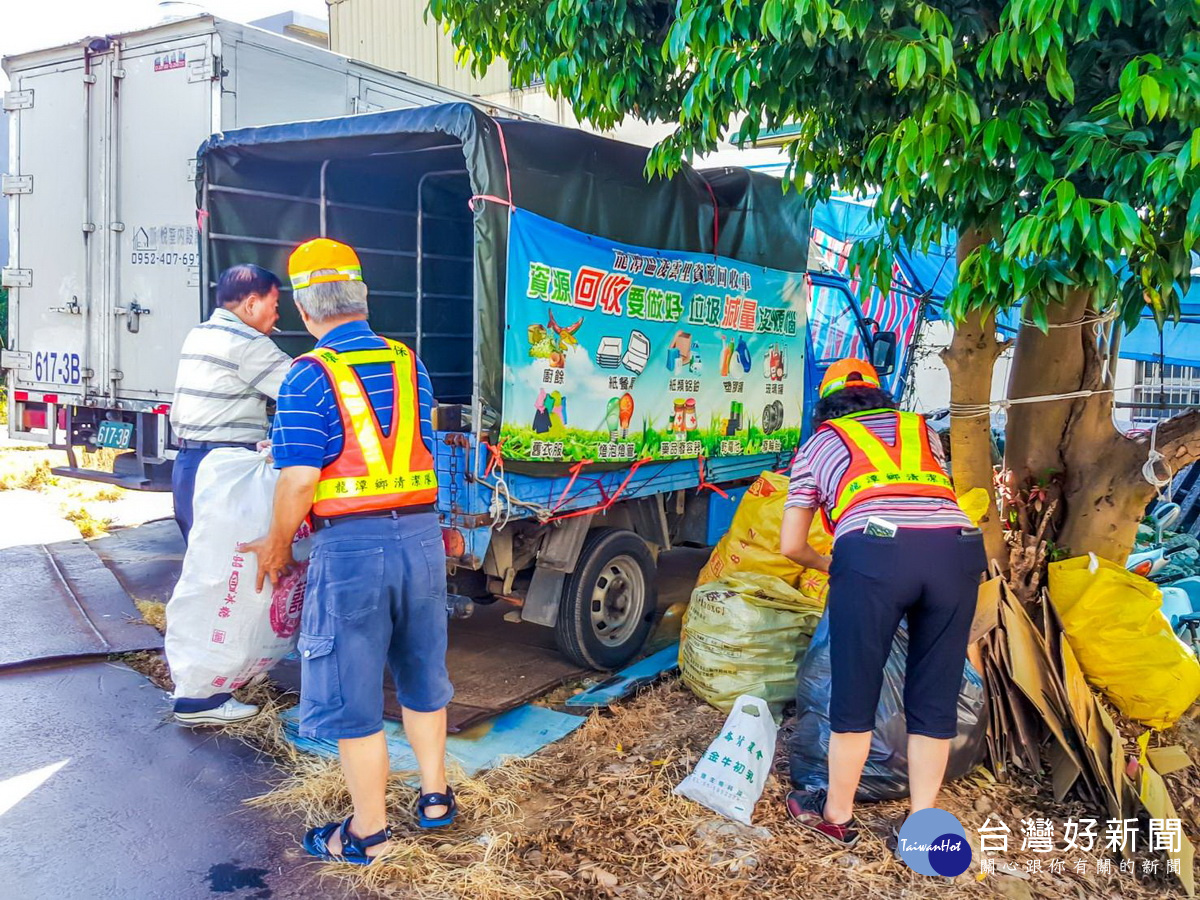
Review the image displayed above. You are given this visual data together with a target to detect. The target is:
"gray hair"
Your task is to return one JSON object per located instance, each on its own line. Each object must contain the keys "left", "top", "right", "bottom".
{"left": 293, "top": 270, "right": 369, "bottom": 322}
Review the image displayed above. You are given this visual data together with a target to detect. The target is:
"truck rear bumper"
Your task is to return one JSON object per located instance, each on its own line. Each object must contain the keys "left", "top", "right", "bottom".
{"left": 49, "top": 466, "right": 157, "bottom": 491}
{"left": 4, "top": 393, "right": 174, "bottom": 491}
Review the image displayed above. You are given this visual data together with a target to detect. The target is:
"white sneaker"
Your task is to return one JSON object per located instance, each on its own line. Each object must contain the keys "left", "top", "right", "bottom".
{"left": 174, "top": 697, "right": 261, "bottom": 726}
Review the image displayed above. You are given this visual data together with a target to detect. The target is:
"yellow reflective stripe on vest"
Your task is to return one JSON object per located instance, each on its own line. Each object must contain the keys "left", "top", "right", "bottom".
{"left": 829, "top": 412, "right": 952, "bottom": 521}
{"left": 312, "top": 347, "right": 400, "bottom": 367}
{"left": 327, "top": 363, "right": 389, "bottom": 473}
{"left": 832, "top": 413, "right": 924, "bottom": 473}
{"left": 301, "top": 339, "right": 421, "bottom": 486}
{"left": 313, "top": 469, "right": 436, "bottom": 503}
{"left": 305, "top": 345, "right": 409, "bottom": 368}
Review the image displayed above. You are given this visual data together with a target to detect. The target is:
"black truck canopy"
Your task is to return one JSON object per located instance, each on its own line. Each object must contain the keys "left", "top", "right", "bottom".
{"left": 196, "top": 102, "right": 810, "bottom": 415}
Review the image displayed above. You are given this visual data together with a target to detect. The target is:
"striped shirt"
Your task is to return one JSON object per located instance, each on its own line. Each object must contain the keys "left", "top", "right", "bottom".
{"left": 170, "top": 308, "right": 292, "bottom": 443}
{"left": 271, "top": 320, "right": 435, "bottom": 471}
{"left": 786, "top": 411, "right": 969, "bottom": 542}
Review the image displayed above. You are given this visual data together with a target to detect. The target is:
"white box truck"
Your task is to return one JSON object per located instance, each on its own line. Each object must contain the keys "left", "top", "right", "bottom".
{"left": 1, "top": 14, "right": 513, "bottom": 487}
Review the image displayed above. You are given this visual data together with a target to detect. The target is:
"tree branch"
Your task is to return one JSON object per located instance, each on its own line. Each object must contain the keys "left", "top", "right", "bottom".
{"left": 1151, "top": 409, "right": 1200, "bottom": 472}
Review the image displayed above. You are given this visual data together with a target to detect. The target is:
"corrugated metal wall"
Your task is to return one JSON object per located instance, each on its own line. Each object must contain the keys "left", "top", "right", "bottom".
{"left": 328, "top": 0, "right": 510, "bottom": 96}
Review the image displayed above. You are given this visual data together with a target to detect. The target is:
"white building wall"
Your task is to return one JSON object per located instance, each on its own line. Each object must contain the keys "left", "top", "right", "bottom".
{"left": 907, "top": 322, "right": 1012, "bottom": 413}
{"left": 477, "top": 86, "right": 679, "bottom": 147}
{"left": 328, "top": 0, "right": 763, "bottom": 151}
{"left": 908, "top": 322, "right": 1141, "bottom": 430}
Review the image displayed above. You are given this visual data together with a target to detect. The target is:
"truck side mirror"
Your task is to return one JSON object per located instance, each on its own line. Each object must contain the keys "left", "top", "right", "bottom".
{"left": 871, "top": 330, "right": 898, "bottom": 377}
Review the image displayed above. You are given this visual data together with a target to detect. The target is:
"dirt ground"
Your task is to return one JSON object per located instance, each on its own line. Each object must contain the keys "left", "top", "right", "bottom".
{"left": 124, "top": 582, "right": 1200, "bottom": 899}
{"left": 8, "top": 441, "right": 1197, "bottom": 898}
{"left": 219, "top": 678, "right": 1196, "bottom": 900}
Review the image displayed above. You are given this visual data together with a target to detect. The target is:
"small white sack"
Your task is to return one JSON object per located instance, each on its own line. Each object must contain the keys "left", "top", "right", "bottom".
{"left": 674, "top": 694, "right": 777, "bottom": 825}
{"left": 165, "top": 448, "right": 311, "bottom": 699}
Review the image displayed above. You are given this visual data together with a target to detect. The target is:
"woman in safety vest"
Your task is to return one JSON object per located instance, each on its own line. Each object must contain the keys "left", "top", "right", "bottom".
{"left": 779, "top": 357, "right": 985, "bottom": 848}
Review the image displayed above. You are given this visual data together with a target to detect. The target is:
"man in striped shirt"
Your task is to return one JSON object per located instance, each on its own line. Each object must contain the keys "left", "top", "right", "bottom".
{"left": 169, "top": 264, "right": 292, "bottom": 544}
{"left": 241, "top": 238, "right": 453, "bottom": 863}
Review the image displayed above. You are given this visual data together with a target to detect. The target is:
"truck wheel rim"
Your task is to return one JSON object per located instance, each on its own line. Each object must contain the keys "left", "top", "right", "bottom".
{"left": 589, "top": 554, "right": 644, "bottom": 646}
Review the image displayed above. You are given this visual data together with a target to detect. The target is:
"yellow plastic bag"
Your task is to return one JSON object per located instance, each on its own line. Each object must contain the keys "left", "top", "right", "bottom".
{"left": 680, "top": 572, "right": 825, "bottom": 714}
{"left": 697, "top": 471, "right": 832, "bottom": 594}
{"left": 1048, "top": 555, "right": 1200, "bottom": 730}
{"left": 957, "top": 487, "right": 991, "bottom": 527}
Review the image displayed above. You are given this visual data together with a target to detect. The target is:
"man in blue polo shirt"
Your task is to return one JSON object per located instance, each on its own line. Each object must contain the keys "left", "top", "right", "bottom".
{"left": 241, "top": 238, "right": 454, "bottom": 865}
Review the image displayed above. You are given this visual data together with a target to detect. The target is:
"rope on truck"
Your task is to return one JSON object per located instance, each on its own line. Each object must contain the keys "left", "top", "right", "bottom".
{"left": 479, "top": 440, "right": 549, "bottom": 526}
{"left": 476, "top": 441, "right": 728, "bottom": 530}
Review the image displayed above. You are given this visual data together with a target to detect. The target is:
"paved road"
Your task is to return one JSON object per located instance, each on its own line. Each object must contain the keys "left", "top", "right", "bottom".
{"left": 0, "top": 660, "right": 326, "bottom": 899}
{"left": 0, "top": 514, "right": 708, "bottom": 899}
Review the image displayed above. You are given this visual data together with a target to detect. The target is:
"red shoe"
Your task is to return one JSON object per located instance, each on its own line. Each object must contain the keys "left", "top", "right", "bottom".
{"left": 785, "top": 789, "right": 860, "bottom": 849}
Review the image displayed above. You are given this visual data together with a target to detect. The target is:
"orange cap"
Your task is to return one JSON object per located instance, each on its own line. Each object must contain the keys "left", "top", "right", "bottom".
{"left": 288, "top": 238, "right": 363, "bottom": 291}
{"left": 819, "top": 357, "right": 881, "bottom": 399}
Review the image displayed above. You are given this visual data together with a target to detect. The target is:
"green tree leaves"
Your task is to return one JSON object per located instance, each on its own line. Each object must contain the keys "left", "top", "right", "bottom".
{"left": 430, "top": 0, "right": 1200, "bottom": 327}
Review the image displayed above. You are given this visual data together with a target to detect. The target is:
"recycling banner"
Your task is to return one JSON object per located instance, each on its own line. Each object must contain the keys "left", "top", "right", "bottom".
{"left": 499, "top": 209, "right": 808, "bottom": 463}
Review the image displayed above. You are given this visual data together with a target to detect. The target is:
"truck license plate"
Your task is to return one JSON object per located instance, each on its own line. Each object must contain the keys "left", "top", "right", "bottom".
{"left": 96, "top": 421, "right": 134, "bottom": 450}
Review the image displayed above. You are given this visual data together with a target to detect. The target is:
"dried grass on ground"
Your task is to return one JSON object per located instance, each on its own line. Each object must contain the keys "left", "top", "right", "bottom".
{"left": 134, "top": 599, "right": 167, "bottom": 632}
{"left": 0, "top": 457, "right": 60, "bottom": 491}
{"left": 1154, "top": 710, "right": 1200, "bottom": 840}
{"left": 231, "top": 680, "right": 1193, "bottom": 899}
{"left": 62, "top": 504, "right": 113, "bottom": 537}
{"left": 0, "top": 447, "right": 120, "bottom": 494}
{"left": 121, "top": 650, "right": 174, "bottom": 691}
{"left": 0, "top": 446, "right": 171, "bottom": 539}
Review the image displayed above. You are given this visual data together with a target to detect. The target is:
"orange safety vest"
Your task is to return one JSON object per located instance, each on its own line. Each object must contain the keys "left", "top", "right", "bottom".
{"left": 819, "top": 409, "right": 956, "bottom": 529}
{"left": 300, "top": 339, "right": 437, "bottom": 518}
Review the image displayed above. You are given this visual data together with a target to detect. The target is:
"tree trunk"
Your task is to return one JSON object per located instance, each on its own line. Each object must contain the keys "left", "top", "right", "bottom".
{"left": 1058, "top": 409, "right": 1200, "bottom": 561}
{"left": 1004, "top": 293, "right": 1200, "bottom": 564}
{"left": 940, "top": 231, "right": 1009, "bottom": 568}
{"left": 1054, "top": 309, "right": 1138, "bottom": 561}
{"left": 1004, "top": 290, "right": 1091, "bottom": 498}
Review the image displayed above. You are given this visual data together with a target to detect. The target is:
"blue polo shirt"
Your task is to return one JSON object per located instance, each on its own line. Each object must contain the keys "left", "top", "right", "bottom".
{"left": 271, "top": 321, "right": 435, "bottom": 470}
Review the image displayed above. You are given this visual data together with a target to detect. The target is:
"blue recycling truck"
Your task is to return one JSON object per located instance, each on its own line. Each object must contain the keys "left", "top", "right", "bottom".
{"left": 195, "top": 103, "right": 917, "bottom": 669}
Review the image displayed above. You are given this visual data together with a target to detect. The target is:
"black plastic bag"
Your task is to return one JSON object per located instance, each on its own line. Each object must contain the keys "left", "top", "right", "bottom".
{"left": 788, "top": 614, "right": 987, "bottom": 801}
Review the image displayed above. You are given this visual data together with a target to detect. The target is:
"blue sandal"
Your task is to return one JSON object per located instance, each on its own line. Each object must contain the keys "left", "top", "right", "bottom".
{"left": 417, "top": 785, "right": 457, "bottom": 829}
{"left": 303, "top": 817, "right": 391, "bottom": 865}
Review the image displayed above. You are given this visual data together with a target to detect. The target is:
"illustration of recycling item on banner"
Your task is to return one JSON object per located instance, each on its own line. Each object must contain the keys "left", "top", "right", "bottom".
{"left": 500, "top": 209, "right": 808, "bottom": 463}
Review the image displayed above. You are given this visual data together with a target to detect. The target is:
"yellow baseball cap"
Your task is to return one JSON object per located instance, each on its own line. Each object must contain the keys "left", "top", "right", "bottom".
{"left": 288, "top": 238, "right": 363, "bottom": 291}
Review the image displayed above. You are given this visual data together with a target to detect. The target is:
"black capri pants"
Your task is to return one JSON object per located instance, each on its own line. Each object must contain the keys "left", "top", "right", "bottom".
{"left": 827, "top": 527, "right": 986, "bottom": 739}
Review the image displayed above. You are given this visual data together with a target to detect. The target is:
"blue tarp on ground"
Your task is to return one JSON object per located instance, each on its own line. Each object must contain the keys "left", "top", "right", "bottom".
{"left": 282, "top": 703, "right": 586, "bottom": 777}
{"left": 564, "top": 643, "right": 680, "bottom": 709}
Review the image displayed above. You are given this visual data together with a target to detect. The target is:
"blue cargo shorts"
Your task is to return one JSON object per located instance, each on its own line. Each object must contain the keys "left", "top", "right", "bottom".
{"left": 297, "top": 512, "right": 454, "bottom": 740}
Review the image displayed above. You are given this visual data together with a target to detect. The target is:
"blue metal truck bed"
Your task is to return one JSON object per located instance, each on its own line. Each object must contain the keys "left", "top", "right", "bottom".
{"left": 194, "top": 104, "right": 903, "bottom": 669}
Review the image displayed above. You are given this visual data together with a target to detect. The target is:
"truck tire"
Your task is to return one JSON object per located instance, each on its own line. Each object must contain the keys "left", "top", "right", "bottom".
{"left": 555, "top": 528, "right": 658, "bottom": 670}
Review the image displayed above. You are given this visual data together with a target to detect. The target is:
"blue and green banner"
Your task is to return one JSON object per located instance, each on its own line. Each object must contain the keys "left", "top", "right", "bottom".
{"left": 500, "top": 209, "right": 808, "bottom": 463}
